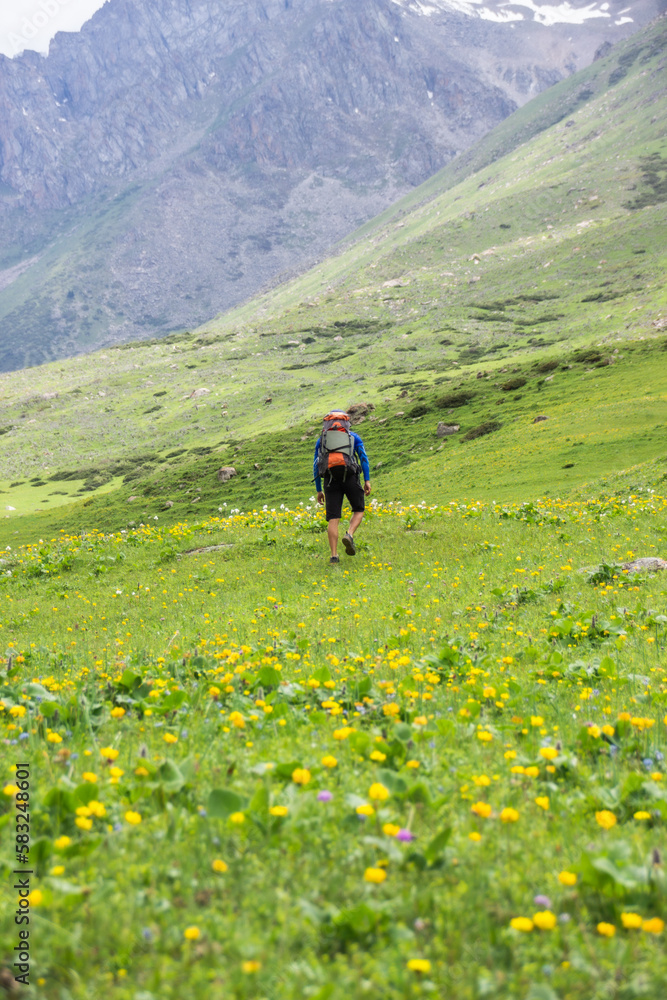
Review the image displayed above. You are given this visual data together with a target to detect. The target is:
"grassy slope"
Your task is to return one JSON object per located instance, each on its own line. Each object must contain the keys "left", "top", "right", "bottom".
{"left": 0, "top": 19, "right": 664, "bottom": 547}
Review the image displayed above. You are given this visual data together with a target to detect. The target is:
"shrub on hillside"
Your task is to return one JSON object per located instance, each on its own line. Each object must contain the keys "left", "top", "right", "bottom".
{"left": 534, "top": 359, "right": 559, "bottom": 373}
{"left": 501, "top": 377, "right": 527, "bottom": 391}
{"left": 435, "top": 390, "right": 476, "bottom": 409}
{"left": 463, "top": 420, "right": 502, "bottom": 441}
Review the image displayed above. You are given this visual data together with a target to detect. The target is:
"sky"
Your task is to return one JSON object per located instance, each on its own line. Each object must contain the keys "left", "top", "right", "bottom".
{"left": 0, "top": 0, "right": 107, "bottom": 58}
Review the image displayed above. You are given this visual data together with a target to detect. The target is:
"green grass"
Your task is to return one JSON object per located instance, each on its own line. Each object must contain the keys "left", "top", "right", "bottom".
{"left": 1, "top": 496, "right": 666, "bottom": 998}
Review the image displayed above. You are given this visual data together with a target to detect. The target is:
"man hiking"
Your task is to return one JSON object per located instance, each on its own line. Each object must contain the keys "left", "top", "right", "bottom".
{"left": 314, "top": 410, "right": 371, "bottom": 564}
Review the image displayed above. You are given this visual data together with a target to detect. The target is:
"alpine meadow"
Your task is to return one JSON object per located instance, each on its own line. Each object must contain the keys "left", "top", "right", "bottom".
{"left": 1, "top": 10, "right": 667, "bottom": 1000}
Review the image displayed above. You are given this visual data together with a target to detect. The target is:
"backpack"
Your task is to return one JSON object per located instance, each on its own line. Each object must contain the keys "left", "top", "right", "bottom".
{"left": 317, "top": 411, "right": 359, "bottom": 479}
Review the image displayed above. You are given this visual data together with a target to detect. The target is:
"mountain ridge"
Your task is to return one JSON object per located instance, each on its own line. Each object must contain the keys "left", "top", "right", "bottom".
{"left": 0, "top": 0, "right": 661, "bottom": 369}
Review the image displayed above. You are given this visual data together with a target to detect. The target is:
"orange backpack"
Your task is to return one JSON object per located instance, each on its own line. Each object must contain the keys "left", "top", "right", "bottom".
{"left": 318, "top": 411, "right": 359, "bottom": 477}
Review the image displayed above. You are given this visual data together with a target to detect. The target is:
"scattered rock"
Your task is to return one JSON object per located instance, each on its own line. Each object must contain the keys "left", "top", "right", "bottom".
{"left": 532, "top": 415, "right": 549, "bottom": 423}
{"left": 189, "top": 388, "right": 210, "bottom": 398}
{"left": 348, "top": 402, "right": 374, "bottom": 416}
{"left": 476, "top": 371, "right": 484, "bottom": 379}
{"left": 163, "top": 500, "right": 174, "bottom": 509}
{"left": 395, "top": 411, "right": 405, "bottom": 417}
{"left": 436, "top": 422, "right": 460, "bottom": 437}
{"left": 216, "top": 467, "right": 237, "bottom": 483}
{"left": 254, "top": 463, "right": 262, "bottom": 470}
{"left": 382, "top": 278, "right": 407, "bottom": 287}
{"left": 127, "top": 495, "right": 139, "bottom": 501}
{"left": 623, "top": 557, "right": 667, "bottom": 574}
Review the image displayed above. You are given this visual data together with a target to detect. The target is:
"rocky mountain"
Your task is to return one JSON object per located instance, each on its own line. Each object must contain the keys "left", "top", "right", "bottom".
{"left": 0, "top": 0, "right": 662, "bottom": 370}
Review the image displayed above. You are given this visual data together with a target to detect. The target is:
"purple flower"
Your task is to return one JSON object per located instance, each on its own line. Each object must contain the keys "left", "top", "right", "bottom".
{"left": 396, "top": 828, "right": 415, "bottom": 842}
{"left": 534, "top": 894, "right": 552, "bottom": 909}
{"left": 317, "top": 790, "right": 333, "bottom": 802}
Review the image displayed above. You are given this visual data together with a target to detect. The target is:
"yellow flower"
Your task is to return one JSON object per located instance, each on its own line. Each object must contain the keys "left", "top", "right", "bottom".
{"left": 477, "top": 730, "right": 492, "bottom": 742}
{"left": 99, "top": 746, "right": 119, "bottom": 760}
{"left": 633, "top": 811, "right": 651, "bottom": 821}
{"left": 621, "top": 912, "right": 643, "bottom": 929}
{"left": 47, "top": 732, "right": 62, "bottom": 744}
{"left": 27, "top": 890, "right": 43, "bottom": 906}
{"left": 535, "top": 796, "right": 550, "bottom": 811}
{"left": 369, "top": 782, "right": 390, "bottom": 801}
{"left": 109, "top": 766, "right": 124, "bottom": 780}
{"left": 183, "top": 926, "right": 201, "bottom": 941}
{"left": 333, "top": 726, "right": 354, "bottom": 740}
{"left": 500, "top": 807, "right": 519, "bottom": 823}
{"left": 382, "top": 823, "right": 400, "bottom": 837}
{"left": 595, "top": 810, "right": 617, "bottom": 830}
{"left": 558, "top": 871, "right": 577, "bottom": 886}
{"left": 292, "top": 768, "right": 311, "bottom": 785}
{"left": 356, "top": 804, "right": 375, "bottom": 817}
{"left": 54, "top": 836, "right": 72, "bottom": 850}
{"left": 602, "top": 725, "right": 615, "bottom": 737}
{"left": 504, "top": 750, "right": 517, "bottom": 760}
{"left": 50, "top": 865, "right": 65, "bottom": 876}
{"left": 163, "top": 733, "right": 178, "bottom": 744}
{"left": 212, "top": 859, "right": 228, "bottom": 873}
{"left": 228, "top": 711, "right": 245, "bottom": 728}
{"left": 124, "top": 810, "right": 142, "bottom": 825}
{"left": 471, "top": 801, "right": 492, "bottom": 818}
{"left": 3, "top": 784, "right": 19, "bottom": 796}
{"left": 473, "top": 774, "right": 491, "bottom": 787}
{"left": 413, "top": 716, "right": 428, "bottom": 726}
{"left": 533, "top": 910, "right": 557, "bottom": 930}
{"left": 269, "top": 805, "right": 288, "bottom": 817}
{"left": 364, "top": 867, "right": 387, "bottom": 884}
{"left": 110, "top": 707, "right": 125, "bottom": 718}
{"left": 81, "top": 772, "right": 98, "bottom": 783}
{"left": 482, "top": 687, "right": 496, "bottom": 699}
{"left": 406, "top": 959, "right": 431, "bottom": 973}
{"left": 530, "top": 716, "right": 544, "bottom": 727}
{"left": 135, "top": 766, "right": 149, "bottom": 777}
{"left": 9, "top": 705, "right": 26, "bottom": 717}
{"left": 406, "top": 760, "right": 420, "bottom": 769}
{"left": 370, "top": 750, "right": 387, "bottom": 762}
{"left": 510, "top": 917, "right": 533, "bottom": 932}
{"left": 539, "top": 747, "right": 558, "bottom": 761}
{"left": 524, "top": 766, "right": 539, "bottom": 778}
{"left": 597, "top": 922, "right": 616, "bottom": 938}
{"left": 229, "top": 812, "right": 245, "bottom": 824}
{"left": 468, "top": 831, "right": 482, "bottom": 842}
{"left": 642, "top": 918, "right": 664, "bottom": 935}
{"left": 241, "top": 960, "right": 261, "bottom": 973}
{"left": 75, "top": 816, "right": 93, "bottom": 830}
{"left": 88, "top": 801, "right": 106, "bottom": 818}
{"left": 321, "top": 755, "right": 338, "bottom": 768}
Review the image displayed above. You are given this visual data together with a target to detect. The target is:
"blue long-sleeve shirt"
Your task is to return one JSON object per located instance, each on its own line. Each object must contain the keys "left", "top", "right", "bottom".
{"left": 313, "top": 431, "right": 370, "bottom": 491}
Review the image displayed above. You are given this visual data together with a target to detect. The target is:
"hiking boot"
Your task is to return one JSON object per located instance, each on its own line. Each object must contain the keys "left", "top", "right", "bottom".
{"left": 329, "top": 555, "right": 340, "bottom": 564}
{"left": 342, "top": 533, "right": 356, "bottom": 556}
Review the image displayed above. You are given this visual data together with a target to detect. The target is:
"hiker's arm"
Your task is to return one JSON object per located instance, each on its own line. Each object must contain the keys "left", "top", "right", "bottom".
{"left": 313, "top": 439, "right": 322, "bottom": 493}
{"left": 354, "top": 434, "right": 371, "bottom": 483}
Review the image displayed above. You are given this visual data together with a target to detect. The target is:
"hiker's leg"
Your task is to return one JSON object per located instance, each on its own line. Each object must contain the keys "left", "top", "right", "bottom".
{"left": 327, "top": 518, "right": 340, "bottom": 556}
{"left": 348, "top": 510, "right": 364, "bottom": 536}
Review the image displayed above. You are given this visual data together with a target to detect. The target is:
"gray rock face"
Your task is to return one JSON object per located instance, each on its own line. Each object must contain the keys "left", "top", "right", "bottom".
{"left": 216, "top": 466, "right": 237, "bottom": 483}
{"left": 0, "top": 0, "right": 659, "bottom": 368}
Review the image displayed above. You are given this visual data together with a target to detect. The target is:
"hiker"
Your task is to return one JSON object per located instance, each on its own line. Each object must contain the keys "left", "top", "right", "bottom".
{"left": 314, "top": 410, "right": 371, "bottom": 564}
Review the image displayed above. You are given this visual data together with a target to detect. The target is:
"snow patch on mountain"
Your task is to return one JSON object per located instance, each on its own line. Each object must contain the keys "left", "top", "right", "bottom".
{"left": 389, "top": 0, "right": 630, "bottom": 27}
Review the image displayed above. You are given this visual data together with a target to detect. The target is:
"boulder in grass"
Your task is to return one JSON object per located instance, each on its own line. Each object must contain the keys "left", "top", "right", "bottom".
{"left": 533, "top": 415, "right": 549, "bottom": 423}
{"left": 622, "top": 557, "right": 667, "bottom": 574}
{"left": 436, "top": 422, "right": 460, "bottom": 437}
{"left": 216, "top": 467, "right": 237, "bottom": 483}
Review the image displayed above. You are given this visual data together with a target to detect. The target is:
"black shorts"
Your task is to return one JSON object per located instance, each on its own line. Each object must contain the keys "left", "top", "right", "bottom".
{"left": 323, "top": 467, "right": 365, "bottom": 521}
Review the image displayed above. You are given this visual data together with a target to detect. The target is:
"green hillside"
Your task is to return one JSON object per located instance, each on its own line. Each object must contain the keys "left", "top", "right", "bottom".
{"left": 0, "top": 17, "right": 664, "bottom": 547}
